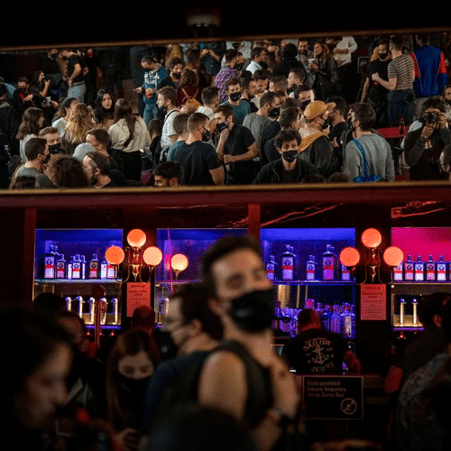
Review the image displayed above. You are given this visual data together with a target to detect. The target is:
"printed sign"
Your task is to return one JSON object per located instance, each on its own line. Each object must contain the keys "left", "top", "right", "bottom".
{"left": 360, "top": 284, "right": 386, "bottom": 321}
{"left": 126, "top": 282, "right": 151, "bottom": 317}
{"left": 301, "top": 375, "right": 363, "bottom": 420}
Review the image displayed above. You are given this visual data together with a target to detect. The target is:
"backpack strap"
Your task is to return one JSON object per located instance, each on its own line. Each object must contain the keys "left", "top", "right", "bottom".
{"left": 352, "top": 138, "right": 370, "bottom": 179}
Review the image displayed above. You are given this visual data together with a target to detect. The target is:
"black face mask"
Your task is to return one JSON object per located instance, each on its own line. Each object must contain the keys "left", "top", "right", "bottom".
{"left": 216, "top": 122, "right": 228, "bottom": 134}
{"left": 229, "top": 288, "right": 276, "bottom": 332}
{"left": 117, "top": 373, "right": 150, "bottom": 397}
{"left": 154, "top": 329, "right": 178, "bottom": 360}
{"left": 202, "top": 129, "right": 211, "bottom": 142}
{"left": 269, "top": 107, "right": 280, "bottom": 119}
{"left": 48, "top": 143, "right": 62, "bottom": 155}
{"left": 235, "top": 63, "right": 244, "bottom": 71}
{"left": 40, "top": 152, "right": 51, "bottom": 164}
{"left": 282, "top": 150, "right": 298, "bottom": 163}
{"left": 321, "top": 118, "right": 330, "bottom": 130}
{"left": 347, "top": 119, "right": 355, "bottom": 133}
{"left": 172, "top": 72, "right": 181, "bottom": 80}
{"left": 300, "top": 100, "right": 311, "bottom": 111}
{"left": 379, "top": 53, "right": 389, "bottom": 60}
{"left": 229, "top": 92, "right": 241, "bottom": 102}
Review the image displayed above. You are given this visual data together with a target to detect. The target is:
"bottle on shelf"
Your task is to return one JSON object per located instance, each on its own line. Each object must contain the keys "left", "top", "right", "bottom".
{"left": 89, "top": 254, "right": 100, "bottom": 279}
{"left": 80, "top": 255, "right": 87, "bottom": 280}
{"left": 71, "top": 255, "right": 81, "bottom": 280}
{"left": 399, "top": 298, "right": 406, "bottom": 326}
{"left": 320, "top": 305, "right": 332, "bottom": 331}
{"left": 322, "top": 244, "right": 336, "bottom": 281}
{"left": 272, "top": 300, "right": 282, "bottom": 330}
{"left": 56, "top": 254, "right": 67, "bottom": 279}
{"left": 341, "top": 261, "right": 351, "bottom": 281}
{"left": 393, "top": 262, "right": 403, "bottom": 281}
{"left": 266, "top": 255, "right": 277, "bottom": 281}
{"left": 279, "top": 309, "right": 291, "bottom": 336}
{"left": 437, "top": 255, "right": 447, "bottom": 282}
{"left": 100, "top": 258, "right": 108, "bottom": 280}
{"left": 44, "top": 242, "right": 56, "bottom": 279}
{"left": 314, "top": 302, "right": 323, "bottom": 319}
{"left": 330, "top": 304, "right": 341, "bottom": 334}
{"left": 306, "top": 255, "right": 316, "bottom": 281}
{"left": 414, "top": 255, "right": 425, "bottom": 282}
{"left": 107, "top": 260, "right": 117, "bottom": 279}
{"left": 305, "top": 298, "right": 315, "bottom": 310}
{"left": 403, "top": 255, "right": 414, "bottom": 281}
{"left": 281, "top": 245, "right": 296, "bottom": 281}
{"left": 341, "top": 303, "right": 355, "bottom": 338}
{"left": 425, "top": 255, "right": 436, "bottom": 281}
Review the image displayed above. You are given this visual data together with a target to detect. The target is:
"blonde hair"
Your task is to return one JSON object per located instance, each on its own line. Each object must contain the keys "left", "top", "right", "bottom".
{"left": 64, "top": 103, "right": 96, "bottom": 143}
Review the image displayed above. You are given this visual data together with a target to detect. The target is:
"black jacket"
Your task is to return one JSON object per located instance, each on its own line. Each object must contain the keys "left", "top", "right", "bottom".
{"left": 252, "top": 156, "right": 318, "bottom": 184}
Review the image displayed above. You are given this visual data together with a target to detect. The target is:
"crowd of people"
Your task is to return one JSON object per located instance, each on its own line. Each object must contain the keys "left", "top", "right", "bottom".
{"left": 4, "top": 234, "right": 451, "bottom": 451}
{"left": 1, "top": 33, "right": 451, "bottom": 191}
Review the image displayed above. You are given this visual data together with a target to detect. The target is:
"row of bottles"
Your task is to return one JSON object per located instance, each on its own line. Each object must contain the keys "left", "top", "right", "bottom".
{"left": 273, "top": 299, "right": 356, "bottom": 339}
{"left": 393, "top": 254, "right": 450, "bottom": 282}
{"left": 43, "top": 244, "right": 118, "bottom": 280}
{"left": 266, "top": 244, "right": 352, "bottom": 282}
{"left": 394, "top": 296, "right": 421, "bottom": 327}
{"left": 66, "top": 295, "right": 120, "bottom": 325}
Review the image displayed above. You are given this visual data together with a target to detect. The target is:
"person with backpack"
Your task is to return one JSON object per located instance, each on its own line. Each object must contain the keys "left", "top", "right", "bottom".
{"left": 176, "top": 68, "right": 203, "bottom": 111}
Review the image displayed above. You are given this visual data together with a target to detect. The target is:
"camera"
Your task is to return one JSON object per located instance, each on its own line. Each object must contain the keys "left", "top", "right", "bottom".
{"left": 185, "top": 7, "right": 221, "bottom": 38}
{"left": 423, "top": 112, "right": 438, "bottom": 124}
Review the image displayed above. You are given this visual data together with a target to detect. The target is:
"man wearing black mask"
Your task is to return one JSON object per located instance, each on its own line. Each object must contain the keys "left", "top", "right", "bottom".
{"left": 361, "top": 39, "right": 391, "bottom": 128}
{"left": 404, "top": 96, "right": 451, "bottom": 180}
{"left": 196, "top": 235, "right": 303, "bottom": 451}
{"left": 253, "top": 128, "right": 317, "bottom": 184}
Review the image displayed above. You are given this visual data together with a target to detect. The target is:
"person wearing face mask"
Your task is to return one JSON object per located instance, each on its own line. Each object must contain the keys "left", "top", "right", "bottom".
{"left": 195, "top": 235, "right": 304, "bottom": 451}
{"left": 222, "top": 77, "right": 251, "bottom": 126}
{"left": 214, "top": 104, "right": 259, "bottom": 185}
{"left": 361, "top": 39, "right": 391, "bottom": 128}
{"left": 159, "top": 57, "right": 185, "bottom": 90}
{"left": 106, "top": 329, "right": 161, "bottom": 451}
{"left": 13, "top": 137, "right": 55, "bottom": 188}
{"left": 298, "top": 100, "right": 340, "bottom": 177}
{"left": 170, "top": 112, "right": 224, "bottom": 186}
{"left": 253, "top": 128, "right": 317, "bottom": 184}
{"left": 39, "top": 126, "right": 65, "bottom": 181}
{"left": 342, "top": 102, "right": 395, "bottom": 182}
{"left": 140, "top": 283, "right": 223, "bottom": 438}
{"left": 156, "top": 86, "right": 180, "bottom": 154}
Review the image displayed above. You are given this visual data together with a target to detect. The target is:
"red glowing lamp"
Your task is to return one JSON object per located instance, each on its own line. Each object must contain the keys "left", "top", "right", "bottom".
{"left": 339, "top": 247, "right": 361, "bottom": 268}
{"left": 143, "top": 246, "right": 163, "bottom": 267}
{"left": 383, "top": 246, "right": 404, "bottom": 267}
{"left": 105, "top": 246, "right": 125, "bottom": 266}
{"left": 127, "top": 229, "right": 147, "bottom": 248}
{"left": 361, "top": 228, "right": 382, "bottom": 249}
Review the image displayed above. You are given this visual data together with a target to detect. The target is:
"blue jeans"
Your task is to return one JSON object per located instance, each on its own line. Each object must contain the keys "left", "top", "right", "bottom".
{"left": 143, "top": 102, "right": 158, "bottom": 125}
{"left": 387, "top": 89, "right": 415, "bottom": 127}
{"left": 68, "top": 82, "right": 86, "bottom": 104}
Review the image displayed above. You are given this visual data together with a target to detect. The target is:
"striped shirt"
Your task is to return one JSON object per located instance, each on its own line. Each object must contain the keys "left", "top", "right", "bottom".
{"left": 388, "top": 54, "right": 415, "bottom": 90}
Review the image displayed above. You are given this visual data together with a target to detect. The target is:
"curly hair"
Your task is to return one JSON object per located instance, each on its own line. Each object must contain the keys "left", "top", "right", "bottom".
{"left": 64, "top": 103, "right": 96, "bottom": 143}
{"left": 51, "top": 155, "right": 89, "bottom": 188}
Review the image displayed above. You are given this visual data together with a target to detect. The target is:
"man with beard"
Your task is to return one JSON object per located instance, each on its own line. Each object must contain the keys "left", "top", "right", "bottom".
{"left": 246, "top": 47, "right": 269, "bottom": 75}
{"left": 156, "top": 86, "right": 180, "bottom": 153}
{"left": 83, "top": 151, "right": 116, "bottom": 188}
{"left": 404, "top": 96, "right": 451, "bottom": 180}
{"left": 159, "top": 57, "right": 184, "bottom": 90}
{"left": 253, "top": 128, "right": 318, "bottom": 184}
{"left": 361, "top": 39, "right": 391, "bottom": 128}
{"left": 222, "top": 77, "right": 251, "bottom": 126}
{"left": 196, "top": 235, "right": 303, "bottom": 451}
{"left": 240, "top": 77, "right": 258, "bottom": 113}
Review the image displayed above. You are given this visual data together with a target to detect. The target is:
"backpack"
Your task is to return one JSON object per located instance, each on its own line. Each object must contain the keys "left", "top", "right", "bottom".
{"left": 181, "top": 88, "right": 202, "bottom": 110}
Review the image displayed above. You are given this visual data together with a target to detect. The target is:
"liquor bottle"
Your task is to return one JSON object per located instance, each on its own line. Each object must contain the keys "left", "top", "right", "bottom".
{"left": 306, "top": 255, "right": 316, "bottom": 281}
{"left": 393, "top": 262, "right": 403, "bottom": 281}
{"left": 322, "top": 244, "right": 336, "bottom": 281}
{"left": 330, "top": 246, "right": 339, "bottom": 280}
{"left": 272, "top": 300, "right": 281, "bottom": 330}
{"left": 341, "top": 303, "right": 353, "bottom": 338}
{"left": 414, "top": 255, "right": 425, "bottom": 282}
{"left": 314, "top": 302, "right": 324, "bottom": 318}
{"left": 89, "top": 254, "right": 100, "bottom": 279}
{"left": 56, "top": 254, "right": 67, "bottom": 279}
{"left": 80, "top": 255, "right": 87, "bottom": 280}
{"left": 331, "top": 304, "right": 341, "bottom": 334}
{"left": 350, "top": 305, "right": 357, "bottom": 338}
{"left": 426, "top": 255, "right": 436, "bottom": 281}
{"left": 437, "top": 255, "right": 447, "bottom": 281}
{"left": 403, "top": 255, "right": 414, "bottom": 281}
{"left": 412, "top": 298, "right": 418, "bottom": 326}
{"left": 320, "top": 305, "right": 332, "bottom": 331}
{"left": 341, "top": 262, "right": 351, "bottom": 281}
{"left": 43, "top": 242, "right": 56, "bottom": 279}
{"left": 305, "top": 298, "right": 315, "bottom": 310}
{"left": 100, "top": 258, "right": 108, "bottom": 279}
{"left": 281, "top": 245, "right": 296, "bottom": 281}
{"left": 279, "top": 309, "right": 291, "bottom": 336}
{"left": 266, "top": 255, "right": 277, "bottom": 281}
{"left": 107, "top": 260, "right": 117, "bottom": 279}
{"left": 67, "top": 256, "right": 73, "bottom": 280}
{"left": 399, "top": 298, "right": 406, "bottom": 326}
{"left": 71, "top": 255, "right": 81, "bottom": 279}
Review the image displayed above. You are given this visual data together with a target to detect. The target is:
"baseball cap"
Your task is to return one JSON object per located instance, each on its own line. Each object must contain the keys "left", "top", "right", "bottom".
{"left": 304, "top": 100, "right": 336, "bottom": 120}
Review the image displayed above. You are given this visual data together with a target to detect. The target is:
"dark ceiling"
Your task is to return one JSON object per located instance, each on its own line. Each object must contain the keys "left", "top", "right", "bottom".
{"left": 2, "top": 6, "right": 450, "bottom": 49}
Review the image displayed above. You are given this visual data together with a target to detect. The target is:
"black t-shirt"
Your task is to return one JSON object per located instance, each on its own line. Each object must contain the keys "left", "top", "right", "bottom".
{"left": 367, "top": 59, "right": 390, "bottom": 102}
{"left": 282, "top": 328, "right": 348, "bottom": 374}
{"left": 171, "top": 140, "right": 221, "bottom": 186}
{"left": 67, "top": 54, "right": 85, "bottom": 83}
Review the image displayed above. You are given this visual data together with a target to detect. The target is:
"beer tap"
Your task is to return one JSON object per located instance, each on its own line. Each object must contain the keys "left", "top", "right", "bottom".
{"left": 65, "top": 296, "right": 72, "bottom": 311}
{"left": 100, "top": 297, "right": 108, "bottom": 325}
{"left": 88, "top": 297, "right": 96, "bottom": 324}
{"left": 75, "top": 296, "right": 84, "bottom": 319}
{"left": 111, "top": 298, "right": 119, "bottom": 324}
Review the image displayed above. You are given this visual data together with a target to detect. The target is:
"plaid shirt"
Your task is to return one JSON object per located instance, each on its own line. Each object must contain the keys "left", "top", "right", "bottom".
{"left": 214, "top": 65, "right": 238, "bottom": 102}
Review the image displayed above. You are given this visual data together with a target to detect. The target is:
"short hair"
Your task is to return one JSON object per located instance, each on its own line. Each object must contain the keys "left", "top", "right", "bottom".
{"left": 416, "top": 33, "right": 430, "bottom": 45}
{"left": 326, "top": 95, "right": 347, "bottom": 116}
{"left": 168, "top": 57, "right": 184, "bottom": 71}
{"left": 269, "top": 75, "right": 288, "bottom": 92}
{"left": 294, "top": 84, "right": 313, "bottom": 98}
{"left": 274, "top": 128, "right": 302, "bottom": 149}
{"left": 297, "top": 309, "right": 320, "bottom": 328}
{"left": 153, "top": 161, "right": 183, "bottom": 182}
{"left": 157, "top": 86, "right": 177, "bottom": 105}
{"left": 187, "top": 112, "right": 209, "bottom": 132}
{"left": 141, "top": 54, "right": 158, "bottom": 65}
{"left": 421, "top": 96, "right": 449, "bottom": 116}
{"left": 390, "top": 35, "right": 404, "bottom": 51}
{"left": 377, "top": 38, "right": 390, "bottom": 47}
{"left": 251, "top": 46, "right": 265, "bottom": 60}
{"left": 200, "top": 235, "right": 263, "bottom": 297}
{"left": 224, "top": 48, "right": 239, "bottom": 64}
{"left": 420, "top": 292, "right": 451, "bottom": 326}
{"left": 85, "top": 150, "right": 111, "bottom": 176}
{"left": 282, "top": 43, "right": 299, "bottom": 60}
{"left": 349, "top": 102, "right": 376, "bottom": 131}
{"left": 289, "top": 67, "right": 306, "bottom": 83}
{"left": 260, "top": 91, "right": 277, "bottom": 108}
{"left": 225, "top": 77, "right": 241, "bottom": 91}
{"left": 279, "top": 107, "right": 301, "bottom": 128}
{"left": 281, "top": 97, "right": 301, "bottom": 111}
{"left": 86, "top": 128, "right": 111, "bottom": 148}
{"left": 214, "top": 104, "right": 234, "bottom": 120}
{"left": 25, "top": 137, "right": 47, "bottom": 160}
{"left": 201, "top": 86, "right": 220, "bottom": 105}
{"left": 39, "top": 126, "right": 59, "bottom": 137}
{"left": 172, "top": 113, "right": 190, "bottom": 135}
{"left": 240, "top": 77, "right": 255, "bottom": 91}
{"left": 168, "top": 283, "right": 223, "bottom": 340}
{"left": 253, "top": 69, "right": 269, "bottom": 82}
{"left": 0, "top": 82, "right": 7, "bottom": 98}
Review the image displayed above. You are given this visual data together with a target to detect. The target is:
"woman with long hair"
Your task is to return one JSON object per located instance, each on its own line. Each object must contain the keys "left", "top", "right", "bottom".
{"left": 52, "top": 96, "right": 78, "bottom": 136}
{"left": 16, "top": 107, "right": 45, "bottom": 163}
{"left": 176, "top": 68, "right": 203, "bottom": 109}
{"left": 61, "top": 102, "right": 96, "bottom": 155}
{"left": 109, "top": 98, "right": 150, "bottom": 182}
{"left": 94, "top": 89, "right": 115, "bottom": 129}
{"left": 309, "top": 40, "right": 339, "bottom": 101}
{"left": 106, "top": 329, "right": 161, "bottom": 451}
